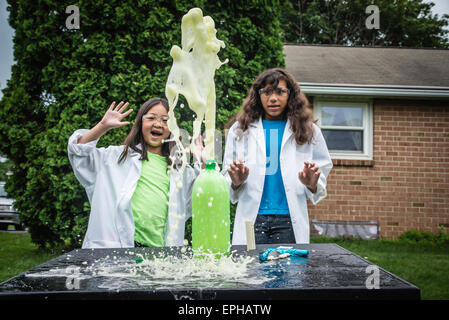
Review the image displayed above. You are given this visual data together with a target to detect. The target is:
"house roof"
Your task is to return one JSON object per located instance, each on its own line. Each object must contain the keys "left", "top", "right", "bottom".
{"left": 284, "top": 45, "right": 449, "bottom": 98}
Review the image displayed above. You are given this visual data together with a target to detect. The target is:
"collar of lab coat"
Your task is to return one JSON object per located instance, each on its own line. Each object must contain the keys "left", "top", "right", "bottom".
{"left": 248, "top": 116, "right": 293, "bottom": 154}
{"left": 131, "top": 143, "right": 186, "bottom": 175}
{"left": 129, "top": 144, "right": 143, "bottom": 157}
{"left": 128, "top": 144, "right": 164, "bottom": 160}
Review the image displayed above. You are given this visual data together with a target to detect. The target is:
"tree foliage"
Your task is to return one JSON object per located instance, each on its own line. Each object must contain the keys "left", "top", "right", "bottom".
{"left": 280, "top": 0, "right": 449, "bottom": 48}
{"left": 0, "top": 0, "right": 284, "bottom": 249}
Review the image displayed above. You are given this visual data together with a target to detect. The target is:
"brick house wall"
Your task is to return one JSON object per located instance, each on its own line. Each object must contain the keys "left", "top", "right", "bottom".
{"left": 308, "top": 99, "right": 449, "bottom": 239}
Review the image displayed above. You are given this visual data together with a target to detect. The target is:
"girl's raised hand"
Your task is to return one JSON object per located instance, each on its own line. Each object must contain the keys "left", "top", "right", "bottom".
{"left": 192, "top": 135, "right": 206, "bottom": 169}
{"left": 228, "top": 159, "right": 249, "bottom": 190}
{"left": 100, "top": 101, "right": 133, "bottom": 130}
{"left": 298, "top": 161, "right": 320, "bottom": 193}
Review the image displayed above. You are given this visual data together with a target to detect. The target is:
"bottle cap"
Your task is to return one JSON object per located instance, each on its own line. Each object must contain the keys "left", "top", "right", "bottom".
{"left": 205, "top": 160, "right": 216, "bottom": 170}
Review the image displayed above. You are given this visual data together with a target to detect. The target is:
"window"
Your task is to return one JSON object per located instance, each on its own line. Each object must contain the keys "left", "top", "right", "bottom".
{"left": 314, "top": 99, "right": 373, "bottom": 160}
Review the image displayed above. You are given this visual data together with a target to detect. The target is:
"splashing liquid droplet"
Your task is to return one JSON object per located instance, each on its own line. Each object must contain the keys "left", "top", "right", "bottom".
{"left": 165, "top": 7, "right": 228, "bottom": 170}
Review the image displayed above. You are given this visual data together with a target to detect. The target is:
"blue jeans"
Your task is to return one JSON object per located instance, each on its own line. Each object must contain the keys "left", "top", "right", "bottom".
{"left": 254, "top": 214, "right": 296, "bottom": 244}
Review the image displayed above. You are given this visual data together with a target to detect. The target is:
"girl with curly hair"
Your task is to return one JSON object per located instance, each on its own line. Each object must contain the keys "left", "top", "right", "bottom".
{"left": 222, "top": 68, "right": 333, "bottom": 245}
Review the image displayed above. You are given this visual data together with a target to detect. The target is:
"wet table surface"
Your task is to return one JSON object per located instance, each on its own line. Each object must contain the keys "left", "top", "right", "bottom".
{"left": 0, "top": 244, "right": 420, "bottom": 300}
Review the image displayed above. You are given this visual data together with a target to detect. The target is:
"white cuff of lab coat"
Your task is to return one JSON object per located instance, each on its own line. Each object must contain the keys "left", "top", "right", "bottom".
{"left": 224, "top": 174, "right": 247, "bottom": 204}
{"left": 304, "top": 178, "right": 327, "bottom": 205}
{"left": 68, "top": 129, "right": 100, "bottom": 156}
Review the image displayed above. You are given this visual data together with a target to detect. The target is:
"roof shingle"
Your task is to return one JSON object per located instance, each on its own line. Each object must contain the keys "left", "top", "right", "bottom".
{"left": 284, "top": 45, "right": 449, "bottom": 88}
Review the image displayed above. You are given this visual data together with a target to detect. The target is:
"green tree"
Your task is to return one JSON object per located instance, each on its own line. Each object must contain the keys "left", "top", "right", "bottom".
{"left": 0, "top": 0, "right": 284, "bottom": 249}
{"left": 280, "top": 0, "right": 449, "bottom": 48}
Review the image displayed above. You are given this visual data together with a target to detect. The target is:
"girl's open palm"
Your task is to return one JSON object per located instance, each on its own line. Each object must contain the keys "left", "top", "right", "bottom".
{"left": 228, "top": 159, "right": 249, "bottom": 189}
{"left": 298, "top": 161, "right": 320, "bottom": 192}
{"left": 100, "top": 101, "right": 133, "bottom": 130}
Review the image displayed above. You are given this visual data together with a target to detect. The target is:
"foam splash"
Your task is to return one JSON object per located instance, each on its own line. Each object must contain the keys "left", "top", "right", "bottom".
{"left": 25, "top": 249, "right": 272, "bottom": 290}
{"left": 165, "top": 7, "right": 228, "bottom": 170}
{"left": 130, "top": 249, "right": 262, "bottom": 287}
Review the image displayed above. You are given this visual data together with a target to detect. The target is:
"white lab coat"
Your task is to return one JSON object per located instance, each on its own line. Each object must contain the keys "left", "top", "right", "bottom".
{"left": 68, "top": 129, "right": 198, "bottom": 249}
{"left": 222, "top": 118, "right": 333, "bottom": 245}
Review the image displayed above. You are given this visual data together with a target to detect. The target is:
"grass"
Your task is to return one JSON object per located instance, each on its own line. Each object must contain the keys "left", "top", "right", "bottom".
{"left": 0, "top": 232, "right": 61, "bottom": 283}
{"left": 311, "top": 236, "right": 449, "bottom": 300}
{"left": 0, "top": 232, "right": 448, "bottom": 299}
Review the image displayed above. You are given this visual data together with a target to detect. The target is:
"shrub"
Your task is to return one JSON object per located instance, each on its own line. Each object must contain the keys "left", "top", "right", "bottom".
{"left": 398, "top": 228, "right": 449, "bottom": 246}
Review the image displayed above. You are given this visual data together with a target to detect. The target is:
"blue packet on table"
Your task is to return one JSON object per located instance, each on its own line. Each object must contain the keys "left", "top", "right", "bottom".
{"left": 259, "top": 247, "right": 309, "bottom": 262}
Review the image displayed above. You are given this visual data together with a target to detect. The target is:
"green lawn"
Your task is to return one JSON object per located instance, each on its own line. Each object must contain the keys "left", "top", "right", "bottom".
{"left": 0, "top": 232, "right": 61, "bottom": 283}
{"left": 311, "top": 236, "right": 449, "bottom": 300}
{"left": 1, "top": 232, "right": 448, "bottom": 299}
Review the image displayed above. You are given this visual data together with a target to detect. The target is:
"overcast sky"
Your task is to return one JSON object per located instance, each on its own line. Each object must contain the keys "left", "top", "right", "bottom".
{"left": 0, "top": 0, "right": 448, "bottom": 99}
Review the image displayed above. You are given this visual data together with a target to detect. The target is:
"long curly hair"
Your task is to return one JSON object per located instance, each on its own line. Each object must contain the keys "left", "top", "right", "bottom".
{"left": 232, "top": 68, "right": 315, "bottom": 145}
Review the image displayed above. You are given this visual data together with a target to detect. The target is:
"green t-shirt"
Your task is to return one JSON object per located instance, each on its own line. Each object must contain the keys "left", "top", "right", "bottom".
{"left": 132, "top": 152, "right": 170, "bottom": 247}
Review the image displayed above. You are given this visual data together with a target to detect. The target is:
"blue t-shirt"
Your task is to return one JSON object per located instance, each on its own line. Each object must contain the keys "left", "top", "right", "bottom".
{"left": 258, "top": 120, "right": 290, "bottom": 215}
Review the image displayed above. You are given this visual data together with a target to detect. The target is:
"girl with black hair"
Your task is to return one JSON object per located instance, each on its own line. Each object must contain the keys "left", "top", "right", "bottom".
{"left": 68, "top": 98, "right": 202, "bottom": 248}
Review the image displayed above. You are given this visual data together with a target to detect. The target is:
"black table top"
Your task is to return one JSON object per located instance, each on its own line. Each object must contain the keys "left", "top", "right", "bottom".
{"left": 0, "top": 243, "right": 420, "bottom": 300}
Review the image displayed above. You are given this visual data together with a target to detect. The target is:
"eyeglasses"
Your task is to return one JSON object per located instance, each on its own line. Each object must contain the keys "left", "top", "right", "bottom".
{"left": 142, "top": 113, "right": 169, "bottom": 125}
{"left": 259, "top": 87, "right": 290, "bottom": 98}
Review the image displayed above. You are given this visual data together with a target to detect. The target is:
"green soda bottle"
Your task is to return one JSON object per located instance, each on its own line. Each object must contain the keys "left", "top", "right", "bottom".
{"left": 192, "top": 160, "right": 230, "bottom": 258}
